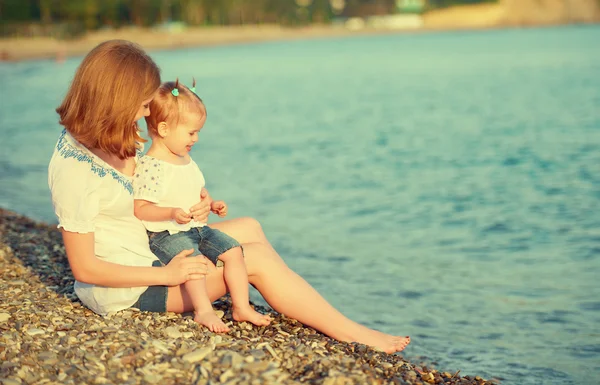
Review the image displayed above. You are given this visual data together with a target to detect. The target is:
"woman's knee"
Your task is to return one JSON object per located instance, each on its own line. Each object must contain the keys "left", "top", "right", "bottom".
{"left": 209, "top": 216, "right": 266, "bottom": 245}
{"left": 238, "top": 217, "right": 263, "bottom": 233}
{"left": 238, "top": 217, "right": 269, "bottom": 243}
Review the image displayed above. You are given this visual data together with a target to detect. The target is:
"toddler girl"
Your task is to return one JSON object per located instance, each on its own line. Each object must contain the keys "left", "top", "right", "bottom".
{"left": 133, "top": 80, "right": 271, "bottom": 332}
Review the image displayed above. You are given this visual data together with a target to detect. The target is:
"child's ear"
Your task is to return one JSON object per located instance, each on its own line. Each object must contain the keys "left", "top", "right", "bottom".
{"left": 157, "top": 122, "right": 169, "bottom": 138}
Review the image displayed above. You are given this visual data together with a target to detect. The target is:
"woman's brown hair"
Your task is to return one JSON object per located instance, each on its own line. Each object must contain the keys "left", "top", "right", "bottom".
{"left": 56, "top": 40, "right": 161, "bottom": 159}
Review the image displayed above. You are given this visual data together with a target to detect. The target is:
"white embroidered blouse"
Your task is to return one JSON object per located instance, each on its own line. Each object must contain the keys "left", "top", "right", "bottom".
{"left": 132, "top": 155, "right": 207, "bottom": 234}
{"left": 48, "top": 130, "right": 159, "bottom": 315}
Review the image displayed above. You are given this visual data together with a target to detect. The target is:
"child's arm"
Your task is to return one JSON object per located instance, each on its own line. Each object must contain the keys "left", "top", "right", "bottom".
{"left": 134, "top": 199, "right": 191, "bottom": 224}
{"left": 61, "top": 230, "right": 207, "bottom": 287}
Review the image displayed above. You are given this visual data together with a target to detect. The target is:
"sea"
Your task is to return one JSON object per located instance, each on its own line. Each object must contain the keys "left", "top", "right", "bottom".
{"left": 0, "top": 24, "right": 599, "bottom": 385}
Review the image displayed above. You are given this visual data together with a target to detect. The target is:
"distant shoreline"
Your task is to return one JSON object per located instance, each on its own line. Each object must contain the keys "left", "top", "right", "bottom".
{"left": 0, "top": 24, "right": 420, "bottom": 63}
{"left": 1, "top": 0, "right": 599, "bottom": 63}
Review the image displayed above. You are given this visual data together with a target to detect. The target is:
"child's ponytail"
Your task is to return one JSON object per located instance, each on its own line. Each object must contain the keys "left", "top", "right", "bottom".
{"left": 171, "top": 78, "right": 180, "bottom": 97}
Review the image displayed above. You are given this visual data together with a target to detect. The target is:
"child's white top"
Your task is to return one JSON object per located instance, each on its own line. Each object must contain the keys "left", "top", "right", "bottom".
{"left": 132, "top": 155, "right": 206, "bottom": 234}
{"left": 48, "top": 130, "right": 159, "bottom": 315}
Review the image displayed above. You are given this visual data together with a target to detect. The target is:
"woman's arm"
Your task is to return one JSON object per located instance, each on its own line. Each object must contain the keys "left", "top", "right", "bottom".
{"left": 62, "top": 230, "right": 207, "bottom": 287}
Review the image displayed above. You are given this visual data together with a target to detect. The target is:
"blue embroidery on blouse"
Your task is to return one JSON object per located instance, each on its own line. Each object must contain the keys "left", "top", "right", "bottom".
{"left": 56, "top": 130, "right": 137, "bottom": 194}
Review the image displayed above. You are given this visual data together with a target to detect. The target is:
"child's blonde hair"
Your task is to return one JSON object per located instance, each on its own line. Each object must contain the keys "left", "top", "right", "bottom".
{"left": 57, "top": 40, "right": 161, "bottom": 159}
{"left": 145, "top": 78, "right": 205, "bottom": 138}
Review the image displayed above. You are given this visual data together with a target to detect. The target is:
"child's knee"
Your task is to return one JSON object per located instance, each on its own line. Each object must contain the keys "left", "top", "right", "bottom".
{"left": 218, "top": 246, "right": 244, "bottom": 263}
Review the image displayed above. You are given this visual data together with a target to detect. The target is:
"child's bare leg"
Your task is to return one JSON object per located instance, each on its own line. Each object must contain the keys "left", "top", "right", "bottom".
{"left": 219, "top": 247, "right": 271, "bottom": 326}
{"left": 185, "top": 277, "right": 229, "bottom": 333}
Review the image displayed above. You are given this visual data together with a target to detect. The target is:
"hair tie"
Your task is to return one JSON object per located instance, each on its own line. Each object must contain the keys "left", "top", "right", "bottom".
{"left": 171, "top": 88, "right": 179, "bottom": 97}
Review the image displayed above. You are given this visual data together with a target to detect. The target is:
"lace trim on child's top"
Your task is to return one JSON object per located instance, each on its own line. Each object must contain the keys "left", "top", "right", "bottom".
{"left": 56, "top": 129, "right": 141, "bottom": 195}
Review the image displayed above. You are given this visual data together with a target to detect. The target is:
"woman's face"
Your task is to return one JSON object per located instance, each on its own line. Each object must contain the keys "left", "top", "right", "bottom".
{"left": 133, "top": 96, "right": 154, "bottom": 123}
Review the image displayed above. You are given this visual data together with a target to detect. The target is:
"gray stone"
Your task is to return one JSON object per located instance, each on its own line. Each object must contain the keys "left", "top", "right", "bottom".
{"left": 182, "top": 347, "right": 213, "bottom": 363}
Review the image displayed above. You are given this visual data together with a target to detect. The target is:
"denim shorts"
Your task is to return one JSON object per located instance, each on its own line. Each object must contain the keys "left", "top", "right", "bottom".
{"left": 131, "top": 260, "right": 168, "bottom": 312}
{"left": 148, "top": 226, "right": 241, "bottom": 266}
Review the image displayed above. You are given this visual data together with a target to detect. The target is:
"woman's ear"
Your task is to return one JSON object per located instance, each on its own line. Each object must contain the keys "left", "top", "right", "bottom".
{"left": 157, "top": 122, "right": 169, "bottom": 138}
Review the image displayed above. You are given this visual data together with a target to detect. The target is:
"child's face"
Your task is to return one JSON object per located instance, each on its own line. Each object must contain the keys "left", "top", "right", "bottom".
{"left": 134, "top": 96, "right": 155, "bottom": 122}
{"left": 164, "top": 113, "right": 206, "bottom": 157}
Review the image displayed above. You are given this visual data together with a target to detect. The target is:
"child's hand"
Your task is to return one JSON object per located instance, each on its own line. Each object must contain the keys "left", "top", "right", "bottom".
{"left": 210, "top": 201, "right": 228, "bottom": 217}
{"left": 171, "top": 208, "right": 192, "bottom": 224}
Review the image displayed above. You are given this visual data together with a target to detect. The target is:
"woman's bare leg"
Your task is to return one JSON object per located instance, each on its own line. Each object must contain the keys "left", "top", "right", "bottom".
{"left": 208, "top": 218, "right": 410, "bottom": 353}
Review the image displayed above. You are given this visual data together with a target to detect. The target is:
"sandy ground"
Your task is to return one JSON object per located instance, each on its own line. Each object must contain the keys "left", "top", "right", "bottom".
{"left": 0, "top": 1, "right": 599, "bottom": 62}
{"left": 0, "top": 24, "right": 410, "bottom": 62}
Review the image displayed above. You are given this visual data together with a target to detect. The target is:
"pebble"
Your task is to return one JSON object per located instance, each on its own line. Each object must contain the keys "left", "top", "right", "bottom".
{"left": 250, "top": 349, "right": 267, "bottom": 359}
{"left": 164, "top": 326, "right": 182, "bottom": 339}
{"left": 0, "top": 379, "right": 22, "bottom": 385}
{"left": 0, "top": 208, "right": 495, "bottom": 385}
{"left": 182, "top": 347, "right": 213, "bottom": 363}
{"left": 25, "top": 328, "right": 45, "bottom": 336}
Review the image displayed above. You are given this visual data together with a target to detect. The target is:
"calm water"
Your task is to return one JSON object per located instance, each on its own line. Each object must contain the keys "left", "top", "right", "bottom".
{"left": 1, "top": 25, "right": 599, "bottom": 385}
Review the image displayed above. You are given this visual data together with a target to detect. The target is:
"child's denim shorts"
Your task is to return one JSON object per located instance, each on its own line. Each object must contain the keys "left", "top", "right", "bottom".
{"left": 131, "top": 260, "right": 168, "bottom": 312}
{"left": 132, "top": 227, "right": 240, "bottom": 313}
{"left": 148, "top": 226, "right": 241, "bottom": 266}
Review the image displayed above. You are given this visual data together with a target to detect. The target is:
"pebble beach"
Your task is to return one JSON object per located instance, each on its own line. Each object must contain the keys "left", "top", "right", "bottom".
{"left": 0, "top": 208, "right": 494, "bottom": 385}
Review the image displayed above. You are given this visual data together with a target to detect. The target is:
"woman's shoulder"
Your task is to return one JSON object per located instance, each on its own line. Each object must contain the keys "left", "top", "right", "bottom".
{"left": 49, "top": 130, "right": 133, "bottom": 194}
{"left": 50, "top": 130, "right": 100, "bottom": 177}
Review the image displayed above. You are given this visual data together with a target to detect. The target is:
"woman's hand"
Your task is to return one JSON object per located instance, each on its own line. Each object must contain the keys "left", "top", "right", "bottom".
{"left": 162, "top": 249, "right": 209, "bottom": 286}
{"left": 189, "top": 189, "right": 211, "bottom": 222}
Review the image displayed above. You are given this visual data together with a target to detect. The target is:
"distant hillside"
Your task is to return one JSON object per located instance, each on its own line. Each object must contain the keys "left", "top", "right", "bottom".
{"left": 423, "top": 0, "right": 600, "bottom": 29}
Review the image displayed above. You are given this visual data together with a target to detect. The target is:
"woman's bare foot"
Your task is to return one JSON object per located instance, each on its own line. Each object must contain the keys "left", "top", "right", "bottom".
{"left": 194, "top": 311, "right": 230, "bottom": 333}
{"left": 355, "top": 329, "right": 410, "bottom": 354}
{"left": 232, "top": 306, "right": 272, "bottom": 327}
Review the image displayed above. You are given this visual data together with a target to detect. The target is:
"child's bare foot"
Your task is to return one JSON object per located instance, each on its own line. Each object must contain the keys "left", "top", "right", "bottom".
{"left": 232, "top": 306, "right": 272, "bottom": 327}
{"left": 194, "top": 311, "right": 230, "bottom": 333}
{"left": 356, "top": 329, "right": 411, "bottom": 354}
